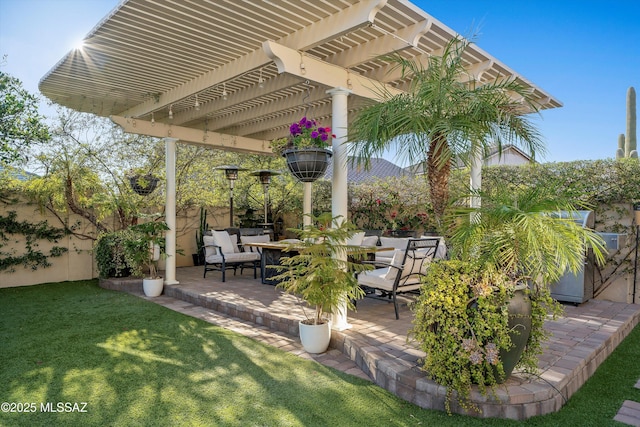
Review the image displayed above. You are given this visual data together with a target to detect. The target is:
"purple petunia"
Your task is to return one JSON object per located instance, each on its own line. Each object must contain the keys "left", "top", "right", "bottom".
{"left": 290, "top": 123, "right": 301, "bottom": 135}
{"left": 286, "top": 116, "right": 333, "bottom": 148}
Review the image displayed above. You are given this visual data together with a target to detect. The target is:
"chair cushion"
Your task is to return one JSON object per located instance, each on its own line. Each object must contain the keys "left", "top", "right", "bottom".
{"left": 229, "top": 233, "right": 241, "bottom": 253}
{"left": 345, "top": 231, "right": 365, "bottom": 246}
{"left": 358, "top": 266, "right": 422, "bottom": 293}
{"left": 203, "top": 235, "right": 218, "bottom": 259}
{"left": 383, "top": 250, "right": 405, "bottom": 280}
{"left": 358, "top": 267, "right": 393, "bottom": 290}
{"left": 400, "top": 249, "right": 430, "bottom": 279}
{"left": 222, "top": 252, "right": 260, "bottom": 262}
{"left": 362, "top": 235, "right": 379, "bottom": 247}
{"left": 212, "top": 230, "right": 235, "bottom": 254}
{"left": 420, "top": 236, "right": 447, "bottom": 259}
{"left": 380, "top": 237, "right": 409, "bottom": 250}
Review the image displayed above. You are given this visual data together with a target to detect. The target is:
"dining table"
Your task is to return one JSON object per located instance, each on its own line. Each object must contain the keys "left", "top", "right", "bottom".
{"left": 243, "top": 241, "right": 393, "bottom": 285}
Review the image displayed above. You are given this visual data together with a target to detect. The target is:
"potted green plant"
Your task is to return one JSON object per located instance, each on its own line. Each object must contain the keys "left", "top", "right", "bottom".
{"left": 272, "top": 117, "right": 334, "bottom": 183}
{"left": 123, "top": 221, "right": 170, "bottom": 297}
{"left": 409, "top": 186, "right": 607, "bottom": 414}
{"left": 272, "top": 214, "right": 369, "bottom": 353}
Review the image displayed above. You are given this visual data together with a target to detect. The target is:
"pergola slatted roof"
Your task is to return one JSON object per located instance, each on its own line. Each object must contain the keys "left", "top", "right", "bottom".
{"left": 39, "top": 0, "right": 561, "bottom": 154}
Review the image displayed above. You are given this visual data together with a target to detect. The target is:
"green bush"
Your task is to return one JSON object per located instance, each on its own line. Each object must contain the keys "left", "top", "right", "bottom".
{"left": 94, "top": 230, "right": 133, "bottom": 278}
{"left": 410, "top": 260, "right": 516, "bottom": 413}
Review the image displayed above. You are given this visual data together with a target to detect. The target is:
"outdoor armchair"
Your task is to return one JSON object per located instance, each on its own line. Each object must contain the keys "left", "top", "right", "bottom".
{"left": 357, "top": 238, "right": 441, "bottom": 319}
{"left": 203, "top": 230, "right": 260, "bottom": 282}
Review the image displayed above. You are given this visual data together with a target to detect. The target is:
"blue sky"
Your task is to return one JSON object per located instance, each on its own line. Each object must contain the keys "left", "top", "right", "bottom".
{"left": 1, "top": 0, "right": 639, "bottom": 163}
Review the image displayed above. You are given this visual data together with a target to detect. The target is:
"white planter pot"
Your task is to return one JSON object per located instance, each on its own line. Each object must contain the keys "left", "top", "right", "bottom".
{"left": 298, "top": 319, "right": 331, "bottom": 354}
{"left": 143, "top": 277, "right": 164, "bottom": 297}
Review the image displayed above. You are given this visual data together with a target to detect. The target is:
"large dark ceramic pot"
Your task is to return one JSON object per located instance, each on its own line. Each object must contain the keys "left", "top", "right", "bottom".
{"left": 497, "top": 283, "right": 532, "bottom": 382}
{"left": 282, "top": 148, "right": 332, "bottom": 183}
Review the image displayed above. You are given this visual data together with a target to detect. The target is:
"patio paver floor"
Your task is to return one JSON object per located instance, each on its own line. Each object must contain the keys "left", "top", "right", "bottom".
{"left": 101, "top": 266, "right": 640, "bottom": 421}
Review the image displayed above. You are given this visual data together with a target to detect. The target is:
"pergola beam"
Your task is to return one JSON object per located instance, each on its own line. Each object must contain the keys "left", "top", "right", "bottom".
{"left": 110, "top": 115, "right": 273, "bottom": 154}
{"left": 263, "top": 40, "right": 404, "bottom": 101}
{"left": 326, "top": 19, "right": 433, "bottom": 68}
{"left": 171, "top": 74, "right": 302, "bottom": 126}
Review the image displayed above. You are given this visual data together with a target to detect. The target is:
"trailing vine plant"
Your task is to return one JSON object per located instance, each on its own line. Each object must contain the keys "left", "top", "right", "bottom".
{"left": 0, "top": 210, "right": 68, "bottom": 272}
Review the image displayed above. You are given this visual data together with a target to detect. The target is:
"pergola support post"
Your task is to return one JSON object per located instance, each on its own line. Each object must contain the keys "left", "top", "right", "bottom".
{"left": 328, "top": 87, "right": 352, "bottom": 331}
{"left": 164, "top": 137, "right": 179, "bottom": 285}
{"left": 303, "top": 182, "right": 312, "bottom": 228}
{"left": 470, "top": 146, "right": 482, "bottom": 209}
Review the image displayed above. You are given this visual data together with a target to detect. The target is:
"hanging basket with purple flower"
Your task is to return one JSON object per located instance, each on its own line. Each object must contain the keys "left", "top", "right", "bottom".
{"left": 272, "top": 117, "right": 335, "bottom": 183}
{"left": 271, "top": 117, "right": 335, "bottom": 154}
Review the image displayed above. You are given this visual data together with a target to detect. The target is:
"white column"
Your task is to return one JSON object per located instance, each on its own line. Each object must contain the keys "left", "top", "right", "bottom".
{"left": 164, "top": 138, "right": 179, "bottom": 285}
{"left": 469, "top": 145, "right": 482, "bottom": 225}
{"left": 329, "top": 88, "right": 350, "bottom": 221}
{"left": 303, "top": 182, "right": 312, "bottom": 228}
{"left": 470, "top": 145, "right": 482, "bottom": 208}
{"left": 327, "top": 87, "right": 351, "bottom": 331}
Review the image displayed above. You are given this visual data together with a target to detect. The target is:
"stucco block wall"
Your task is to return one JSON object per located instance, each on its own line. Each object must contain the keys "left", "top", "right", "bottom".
{"left": 0, "top": 203, "right": 232, "bottom": 287}
{"left": 0, "top": 203, "right": 97, "bottom": 288}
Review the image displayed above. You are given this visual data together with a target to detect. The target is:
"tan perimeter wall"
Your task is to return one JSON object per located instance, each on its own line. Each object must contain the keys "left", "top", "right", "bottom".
{"left": 0, "top": 200, "right": 231, "bottom": 288}
{"left": 0, "top": 202, "right": 96, "bottom": 288}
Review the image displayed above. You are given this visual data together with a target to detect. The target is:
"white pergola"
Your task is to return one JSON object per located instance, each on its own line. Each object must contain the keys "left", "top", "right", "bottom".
{"left": 39, "top": 0, "right": 561, "bottom": 328}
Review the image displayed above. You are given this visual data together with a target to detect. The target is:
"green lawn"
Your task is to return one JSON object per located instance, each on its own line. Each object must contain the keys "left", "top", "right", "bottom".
{"left": 1, "top": 280, "right": 639, "bottom": 426}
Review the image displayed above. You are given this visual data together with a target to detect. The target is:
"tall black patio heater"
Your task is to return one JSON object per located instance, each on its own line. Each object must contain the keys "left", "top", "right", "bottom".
{"left": 215, "top": 165, "right": 246, "bottom": 227}
{"left": 251, "top": 170, "right": 281, "bottom": 234}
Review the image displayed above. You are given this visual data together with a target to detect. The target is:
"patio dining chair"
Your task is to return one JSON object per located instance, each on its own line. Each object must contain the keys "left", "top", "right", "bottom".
{"left": 203, "top": 230, "right": 260, "bottom": 282}
{"left": 357, "top": 238, "right": 440, "bottom": 319}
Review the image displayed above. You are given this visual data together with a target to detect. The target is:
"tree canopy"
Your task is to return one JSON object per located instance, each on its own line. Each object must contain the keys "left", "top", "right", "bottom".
{"left": 0, "top": 69, "right": 50, "bottom": 165}
{"left": 348, "top": 36, "right": 544, "bottom": 225}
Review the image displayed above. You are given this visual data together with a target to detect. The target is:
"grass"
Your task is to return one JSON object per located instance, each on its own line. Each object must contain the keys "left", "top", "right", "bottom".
{"left": 0, "top": 280, "right": 638, "bottom": 426}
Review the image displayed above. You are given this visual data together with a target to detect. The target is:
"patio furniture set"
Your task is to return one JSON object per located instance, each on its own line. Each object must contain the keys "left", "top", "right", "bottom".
{"left": 202, "top": 228, "right": 447, "bottom": 319}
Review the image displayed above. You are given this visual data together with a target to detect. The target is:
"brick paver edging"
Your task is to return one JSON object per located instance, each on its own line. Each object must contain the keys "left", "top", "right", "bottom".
{"left": 162, "top": 282, "right": 640, "bottom": 419}
{"left": 99, "top": 277, "right": 640, "bottom": 421}
{"left": 331, "top": 304, "right": 640, "bottom": 419}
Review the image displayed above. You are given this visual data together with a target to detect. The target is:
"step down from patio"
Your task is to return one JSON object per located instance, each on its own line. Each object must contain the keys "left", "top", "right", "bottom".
{"left": 100, "top": 270, "right": 640, "bottom": 421}
{"left": 134, "top": 291, "right": 371, "bottom": 381}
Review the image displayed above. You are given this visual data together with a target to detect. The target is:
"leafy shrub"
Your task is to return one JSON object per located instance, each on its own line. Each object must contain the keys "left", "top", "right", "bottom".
{"left": 94, "top": 230, "right": 133, "bottom": 278}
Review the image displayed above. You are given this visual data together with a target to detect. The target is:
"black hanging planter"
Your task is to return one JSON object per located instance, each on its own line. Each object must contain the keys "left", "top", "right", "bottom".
{"left": 128, "top": 174, "right": 159, "bottom": 196}
{"left": 282, "top": 148, "right": 332, "bottom": 183}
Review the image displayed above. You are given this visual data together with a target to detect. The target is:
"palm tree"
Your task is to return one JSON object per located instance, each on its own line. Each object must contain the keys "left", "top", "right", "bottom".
{"left": 348, "top": 36, "right": 545, "bottom": 225}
